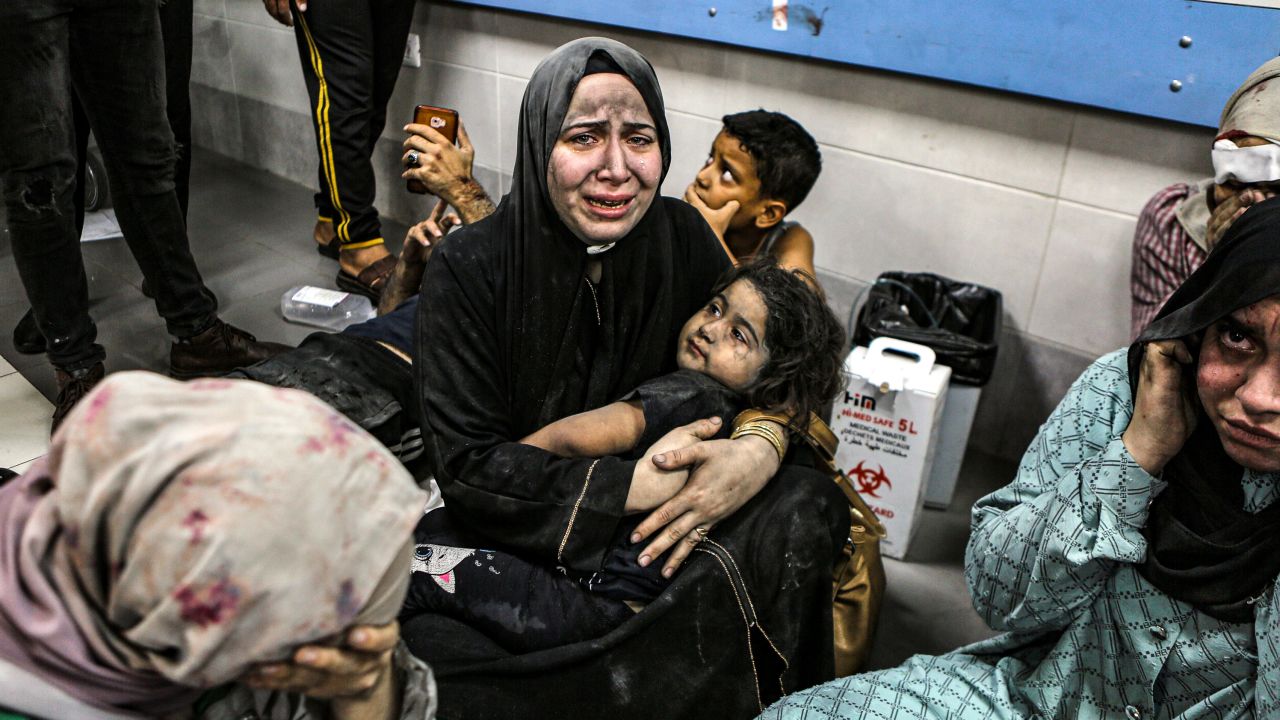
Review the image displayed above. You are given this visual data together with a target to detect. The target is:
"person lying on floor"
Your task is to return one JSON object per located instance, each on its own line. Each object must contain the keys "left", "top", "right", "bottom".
{"left": 0, "top": 372, "right": 433, "bottom": 720}
{"left": 762, "top": 196, "right": 1280, "bottom": 719}
{"left": 401, "top": 256, "right": 845, "bottom": 651}
{"left": 227, "top": 122, "right": 492, "bottom": 471}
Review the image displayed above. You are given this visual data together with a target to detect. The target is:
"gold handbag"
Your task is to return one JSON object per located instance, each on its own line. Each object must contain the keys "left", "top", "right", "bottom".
{"left": 734, "top": 411, "right": 887, "bottom": 676}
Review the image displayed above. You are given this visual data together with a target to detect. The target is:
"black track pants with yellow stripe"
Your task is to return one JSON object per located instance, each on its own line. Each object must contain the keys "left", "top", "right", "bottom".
{"left": 291, "top": 0, "right": 414, "bottom": 249}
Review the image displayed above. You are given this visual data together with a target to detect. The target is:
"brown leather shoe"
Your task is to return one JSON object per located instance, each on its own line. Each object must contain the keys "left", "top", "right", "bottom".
{"left": 169, "top": 319, "right": 291, "bottom": 380}
{"left": 52, "top": 361, "right": 105, "bottom": 433}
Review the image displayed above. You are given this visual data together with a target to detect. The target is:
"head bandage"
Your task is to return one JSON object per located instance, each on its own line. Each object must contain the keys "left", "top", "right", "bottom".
{"left": 1212, "top": 138, "right": 1280, "bottom": 185}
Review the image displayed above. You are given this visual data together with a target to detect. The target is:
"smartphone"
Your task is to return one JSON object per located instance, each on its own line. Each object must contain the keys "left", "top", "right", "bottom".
{"left": 407, "top": 104, "right": 460, "bottom": 194}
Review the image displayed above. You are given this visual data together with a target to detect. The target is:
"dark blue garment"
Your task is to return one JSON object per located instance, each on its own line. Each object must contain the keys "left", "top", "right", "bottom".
{"left": 343, "top": 295, "right": 417, "bottom": 354}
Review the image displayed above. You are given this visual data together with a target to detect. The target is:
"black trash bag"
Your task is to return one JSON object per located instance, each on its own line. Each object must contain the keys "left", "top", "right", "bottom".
{"left": 853, "top": 271, "right": 1003, "bottom": 386}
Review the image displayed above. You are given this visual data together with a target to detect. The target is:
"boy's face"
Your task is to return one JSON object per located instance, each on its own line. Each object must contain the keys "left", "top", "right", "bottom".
{"left": 690, "top": 131, "right": 783, "bottom": 232}
{"left": 676, "top": 279, "right": 770, "bottom": 392}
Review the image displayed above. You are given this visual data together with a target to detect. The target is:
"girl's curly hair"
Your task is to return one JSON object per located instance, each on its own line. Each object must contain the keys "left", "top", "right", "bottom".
{"left": 712, "top": 257, "right": 847, "bottom": 432}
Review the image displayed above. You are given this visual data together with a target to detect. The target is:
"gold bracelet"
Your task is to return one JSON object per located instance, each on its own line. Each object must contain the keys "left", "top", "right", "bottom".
{"left": 733, "top": 408, "right": 795, "bottom": 431}
{"left": 730, "top": 423, "right": 786, "bottom": 462}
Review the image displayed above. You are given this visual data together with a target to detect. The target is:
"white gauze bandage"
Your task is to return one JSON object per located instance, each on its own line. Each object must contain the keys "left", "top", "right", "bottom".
{"left": 1212, "top": 138, "right": 1280, "bottom": 184}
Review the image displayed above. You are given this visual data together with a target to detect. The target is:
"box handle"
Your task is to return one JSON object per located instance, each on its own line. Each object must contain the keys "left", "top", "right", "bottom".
{"left": 862, "top": 337, "right": 937, "bottom": 391}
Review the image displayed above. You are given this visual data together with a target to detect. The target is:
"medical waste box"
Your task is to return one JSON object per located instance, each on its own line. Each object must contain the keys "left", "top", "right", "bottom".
{"left": 831, "top": 337, "right": 950, "bottom": 560}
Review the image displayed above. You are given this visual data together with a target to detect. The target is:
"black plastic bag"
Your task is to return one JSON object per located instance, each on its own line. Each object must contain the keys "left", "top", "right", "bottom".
{"left": 852, "top": 271, "right": 1003, "bottom": 386}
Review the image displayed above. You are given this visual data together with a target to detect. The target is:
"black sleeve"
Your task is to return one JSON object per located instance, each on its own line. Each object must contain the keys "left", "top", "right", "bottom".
{"left": 415, "top": 232, "right": 635, "bottom": 574}
{"left": 620, "top": 370, "right": 740, "bottom": 453}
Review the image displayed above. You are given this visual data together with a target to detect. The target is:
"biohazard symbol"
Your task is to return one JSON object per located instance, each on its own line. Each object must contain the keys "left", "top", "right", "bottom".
{"left": 850, "top": 461, "right": 892, "bottom": 498}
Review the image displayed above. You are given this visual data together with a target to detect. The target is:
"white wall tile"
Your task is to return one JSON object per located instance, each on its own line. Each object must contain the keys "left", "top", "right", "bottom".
{"left": 496, "top": 74, "right": 527, "bottom": 173}
{"left": 719, "top": 49, "right": 1074, "bottom": 196}
{"left": 227, "top": 19, "right": 311, "bottom": 113}
{"left": 385, "top": 60, "right": 501, "bottom": 170}
{"left": 191, "top": 15, "right": 237, "bottom": 95}
{"left": 1026, "top": 202, "right": 1135, "bottom": 356}
{"left": 604, "top": 29, "right": 728, "bottom": 121}
{"left": 225, "top": 0, "right": 289, "bottom": 30}
{"left": 490, "top": 10, "right": 726, "bottom": 121}
{"left": 493, "top": 10, "right": 595, "bottom": 79}
{"left": 194, "top": 0, "right": 227, "bottom": 20}
{"left": 415, "top": 2, "right": 499, "bottom": 72}
{"left": 803, "top": 146, "right": 1055, "bottom": 328}
{"left": 661, "top": 110, "right": 722, "bottom": 200}
{"left": 1059, "top": 111, "right": 1212, "bottom": 216}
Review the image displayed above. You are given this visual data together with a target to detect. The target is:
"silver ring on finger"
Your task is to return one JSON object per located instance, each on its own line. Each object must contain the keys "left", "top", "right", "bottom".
{"left": 694, "top": 526, "right": 709, "bottom": 542}
{"left": 406, "top": 149, "right": 420, "bottom": 167}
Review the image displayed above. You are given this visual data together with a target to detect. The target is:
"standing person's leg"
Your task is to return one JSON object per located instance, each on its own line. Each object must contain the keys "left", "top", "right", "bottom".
{"left": 159, "top": 0, "right": 193, "bottom": 218}
{"left": 367, "top": 0, "right": 416, "bottom": 158}
{"left": 291, "top": 0, "right": 396, "bottom": 299}
{"left": 13, "top": 0, "right": 204, "bottom": 359}
{"left": 69, "top": 0, "right": 288, "bottom": 380}
{"left": 0, "top": 0, "right": 107, "bottom": 423}
{"left": 68, "top": 0, "right": 216, "bottom": 340}
{"left": 9, "top": 93, "right": 93, "bottom": 358}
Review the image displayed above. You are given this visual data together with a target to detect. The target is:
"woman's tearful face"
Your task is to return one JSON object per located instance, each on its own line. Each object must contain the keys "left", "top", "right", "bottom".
{"left": 1198, "top": 294, "right": 1280, "bottom": 472}
{"left": 547, "top": 73, "right": 662, "bottom": 245}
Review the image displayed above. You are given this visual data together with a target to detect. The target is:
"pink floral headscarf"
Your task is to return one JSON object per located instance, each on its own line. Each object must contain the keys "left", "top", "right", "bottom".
{"left": 0, "top": 372, "right": 427, "bottom": 715}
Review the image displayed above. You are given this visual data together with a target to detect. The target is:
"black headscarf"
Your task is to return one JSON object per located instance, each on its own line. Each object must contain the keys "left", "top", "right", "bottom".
{"left": 1133, "top": 196, "right": 1280, "bottom": 623}
{"left": 492, "top": 37, "right": 724, "bottom": 432}
{"left": 415, "top": 38, "right": 729, "bottom": 572}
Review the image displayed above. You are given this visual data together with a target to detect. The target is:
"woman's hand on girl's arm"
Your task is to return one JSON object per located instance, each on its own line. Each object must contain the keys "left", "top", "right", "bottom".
{"left": 1123, "top": 339, "right": 1197, "bottom": 475}
{"left": 624, "top": 417, "right": 724, "bottom": 513}
{"left": 631, "top": 432, "right": 780, "bottom": 577}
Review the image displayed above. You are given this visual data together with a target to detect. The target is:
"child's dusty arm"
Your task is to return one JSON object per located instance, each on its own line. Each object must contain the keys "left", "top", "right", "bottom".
{"left": 770, "top": 224, "right": 817, "bottom": 280}
{"left": 520, "top": 400, "right": 647, "bottom": 457}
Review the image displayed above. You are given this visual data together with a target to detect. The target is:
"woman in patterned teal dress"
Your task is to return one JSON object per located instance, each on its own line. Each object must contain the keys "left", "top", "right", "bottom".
{"left": 764, "top": 197, "right": 1280, "bottom": 720}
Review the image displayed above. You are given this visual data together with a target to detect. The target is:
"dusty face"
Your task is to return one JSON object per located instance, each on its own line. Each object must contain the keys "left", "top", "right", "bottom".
{"left": 676, "top": 278, "right": 770, "bottom": 392}
{"left": 691, "top": 131, "right": 772, "bottom": 232}
{"left": 1197, "top": 294, "right": 1280, "bottom": 472}
{"left": 546, "top": 73, "right": 662, "bottom": 245}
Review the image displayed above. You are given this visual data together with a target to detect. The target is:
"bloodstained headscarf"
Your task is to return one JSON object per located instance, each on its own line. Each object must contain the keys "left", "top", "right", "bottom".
{"left": 1176, "top": 56, "right": 1280, "bottom": 246}
{"left": 0, "top": 372, "right": 426, "bottom": 715}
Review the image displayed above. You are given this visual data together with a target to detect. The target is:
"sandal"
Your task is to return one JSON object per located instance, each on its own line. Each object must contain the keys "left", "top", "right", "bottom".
{"left": 336, "top": 255, "right": 397, "bottom": 301}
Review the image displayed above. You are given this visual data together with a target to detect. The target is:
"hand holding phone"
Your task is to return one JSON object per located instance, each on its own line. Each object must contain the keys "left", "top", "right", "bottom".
{"left": 405, "top": 105, "right": 460, "bottom": 194}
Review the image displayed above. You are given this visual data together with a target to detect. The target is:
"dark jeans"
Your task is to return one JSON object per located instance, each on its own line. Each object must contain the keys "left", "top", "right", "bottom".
{"left": 73, "top": 0, "right": 194, "bottom": 225}
{"left": 291, "top": 0, "right": 415, "bottom": 247}
{"left": 0, "top": 0, "right": 216, "bottom": 371}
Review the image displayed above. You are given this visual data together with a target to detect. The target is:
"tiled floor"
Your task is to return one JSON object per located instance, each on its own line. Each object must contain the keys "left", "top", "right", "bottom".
{"left": 0, "top": 150, "right": 410, "bottom": 406}
{"left": 0, "top": 356, "right": 49, "bottom": 472}
{"left": 0, "top": 148, "right": 1014, "bottom": 670}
